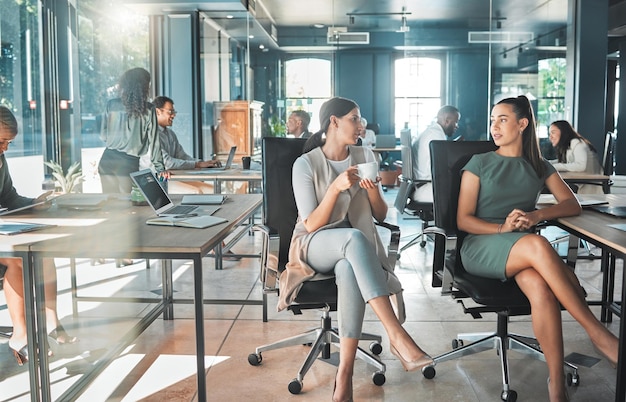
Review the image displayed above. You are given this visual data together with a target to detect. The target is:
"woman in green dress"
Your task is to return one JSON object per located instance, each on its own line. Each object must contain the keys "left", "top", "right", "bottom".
{"left": 457, "top": 95, "right": 618, "bottom": 402}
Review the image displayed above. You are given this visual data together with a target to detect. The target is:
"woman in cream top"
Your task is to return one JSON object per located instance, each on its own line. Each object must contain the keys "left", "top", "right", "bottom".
{"left": 548, "top": 120, "right": 603, "bottom": 194}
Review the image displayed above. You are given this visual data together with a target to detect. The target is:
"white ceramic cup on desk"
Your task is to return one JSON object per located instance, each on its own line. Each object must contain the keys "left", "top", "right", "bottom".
{"left": 356, "top": 161, "right": 378, "bottom": 181}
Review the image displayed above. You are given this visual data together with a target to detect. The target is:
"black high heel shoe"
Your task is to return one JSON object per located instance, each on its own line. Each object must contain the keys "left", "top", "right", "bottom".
{"left": 10, "top": 344, "right": 28, "bottom": 366}
{"left": 48, "top": 325, "right": 78, "bottom": 345}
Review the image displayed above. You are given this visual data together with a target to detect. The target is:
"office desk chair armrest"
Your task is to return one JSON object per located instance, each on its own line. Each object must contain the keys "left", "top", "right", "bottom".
{"left": 253, "top": 224, "right": 280, "bottom": 294}
{"left": 375, "top": 221, "right": 401, "bottom": 265}
{"left": 424, "top": 226, "right": 458, "bottom": 295}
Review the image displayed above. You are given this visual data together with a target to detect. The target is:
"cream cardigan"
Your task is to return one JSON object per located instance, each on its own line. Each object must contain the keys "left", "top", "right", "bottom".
{"left": 277, "top": 146, "right": 405, "bottom": 322}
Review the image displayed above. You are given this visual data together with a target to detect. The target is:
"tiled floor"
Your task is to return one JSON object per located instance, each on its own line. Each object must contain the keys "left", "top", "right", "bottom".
{"left": 0, "top": 187, "right": 622, "bottom": 401}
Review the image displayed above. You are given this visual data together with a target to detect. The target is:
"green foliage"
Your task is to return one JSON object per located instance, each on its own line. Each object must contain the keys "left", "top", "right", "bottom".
{"left": 269, "top": 115, "right": 286, "bottom": 137}
{"left": 43, "top": 161, "right": 84, "bottom": 194}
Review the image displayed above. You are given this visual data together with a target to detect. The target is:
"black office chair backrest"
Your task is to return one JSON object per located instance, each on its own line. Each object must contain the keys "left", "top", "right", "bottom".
{"left": 262, "top": 137, "right": 307, "bottom": 271}
{"left": 429, "top": 140, "right": 498, "bottom": 232}
{"left": 366, "top": 123, "right": 380, "bottom": 135}
{"left": 602, "top": 131, "right": 616, "bottom": 177}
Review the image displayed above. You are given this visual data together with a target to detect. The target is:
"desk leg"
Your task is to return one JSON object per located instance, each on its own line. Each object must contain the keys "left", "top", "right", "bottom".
{"left": 616, "top": 265, "right": 626, "bottom": 401}
{"left": 214, "top": 243, "right": 223, "bottom": 271}
{"left": 213, "top": 178, "right": 221, "bottom": 194}
{"left": 193, "top": 255, "right": 207, "bottom": 402}
{"left": 20, "top": 251, "right": 41, "bottom": 401}
{"left": 162, "top": 259, "right": 174, "bottom": 320}
{"left": 33, "top": 254, "right": 52, "bottom": 401}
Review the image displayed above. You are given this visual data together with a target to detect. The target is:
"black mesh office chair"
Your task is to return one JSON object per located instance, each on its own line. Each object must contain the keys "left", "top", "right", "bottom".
{"left": 248, "top": 137, "right": 400, "bottom": 394}
{"left": 394, "top": 129, "right": 433, "bottom": 256}
{"left": 421, "top": 141, "right": 579, "bottom": 402}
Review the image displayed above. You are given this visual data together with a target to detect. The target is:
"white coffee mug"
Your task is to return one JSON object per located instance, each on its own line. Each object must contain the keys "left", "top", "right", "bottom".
{"left": 357, "top": 161, "right": 378, "bottom": 181}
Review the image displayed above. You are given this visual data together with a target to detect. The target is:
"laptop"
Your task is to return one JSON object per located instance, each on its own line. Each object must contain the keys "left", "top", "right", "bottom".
{"left": 590, "top": 205, "right": 626, "bottom": 218}
{"left": 374, "top": 135, "right": 397, "bottom": 148}
{"left": 211, "top": 146, "right": 237, "bottom": 171}
{"left": 0, "top": 200, "right": 48, "bottom": 216}
{"left": 130, "top": 169, "right": 199, "bottom": 217}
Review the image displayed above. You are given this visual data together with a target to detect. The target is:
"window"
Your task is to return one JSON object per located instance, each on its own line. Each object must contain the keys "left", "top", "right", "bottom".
{"left": 284, "top": 58, "right": 332, "bottom": 133}
{"left": 394, "top": 57, "right": 442, "bottom": 136}
{"left": 537, "top": 57, "right": 567, "bottom": 138}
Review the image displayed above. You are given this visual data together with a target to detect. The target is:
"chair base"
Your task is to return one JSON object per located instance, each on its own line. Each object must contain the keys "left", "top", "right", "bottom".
{"left": 427, "top": 313, "right": 579, "bottom": 400}
{"left": 249, "top": 309, "right": 386, "bottom": 394}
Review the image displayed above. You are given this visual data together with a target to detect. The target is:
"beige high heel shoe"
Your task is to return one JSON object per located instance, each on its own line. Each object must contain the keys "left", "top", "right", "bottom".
{"left": 390, "top": 344, "right": 433, "bottom": 372}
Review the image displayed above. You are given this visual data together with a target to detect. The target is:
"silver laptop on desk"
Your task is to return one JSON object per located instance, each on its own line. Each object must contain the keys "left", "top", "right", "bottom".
{"left": 130, "top": 169, "right": 199, "bottom": 217}
{"left": 374, "top": 135, "right": 397, "bottom": 148}
{"left": 211, "top": 146, "right": 237, "bottom": 171}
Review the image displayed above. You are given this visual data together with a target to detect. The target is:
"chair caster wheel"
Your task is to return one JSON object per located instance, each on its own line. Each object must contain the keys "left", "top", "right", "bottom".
{"left": 372, "top": 371, "right": 385, "bottom": 386}
{"left": 369, "top": 342, "right": 382, "bottom": 355}
{"left": 288, "top": 378, "right": 302, "bottom": 394}
{"left": 422, "top": 365, "right": 436, "bottom": 379}
{"left": 501, "top": 390, "right": 517, "bottom": 401}
{"left": 248, "top": 353, "right": 262, "bottom": 366}
{"left": 420, "top": 241, "right": 426, "bottom": 247}
{"left": 567, "top": 371, "right": 580, "bottom": 386}
{"left": 452, "top": 339, "right": 464, "bottom": 349}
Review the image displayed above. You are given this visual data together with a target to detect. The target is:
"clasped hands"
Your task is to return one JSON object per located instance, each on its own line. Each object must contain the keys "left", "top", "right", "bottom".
{"left": 334, "top": 166, "right": 380, "bottom": 192}
{"left": 501, "top": 208, "right": 540, "bottom": 232}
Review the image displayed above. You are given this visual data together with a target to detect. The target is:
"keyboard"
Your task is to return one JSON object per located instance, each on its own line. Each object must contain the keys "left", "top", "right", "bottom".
{"left": 164, "top": 205, "right": 197, "bottom": 215}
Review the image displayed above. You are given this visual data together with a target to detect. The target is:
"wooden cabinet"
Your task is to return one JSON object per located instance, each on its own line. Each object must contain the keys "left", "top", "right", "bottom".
{"left": 213, "top": 100, "right": 264, "bottom": 160}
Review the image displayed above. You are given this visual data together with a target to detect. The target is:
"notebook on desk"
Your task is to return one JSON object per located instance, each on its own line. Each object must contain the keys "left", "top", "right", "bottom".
{"left": 0, "top": 221, "right": 55, "bottom": 235}
{"left": 590, "top": 205, "right": 626, "bottom": 218}
{"left": 130, "top": 169, "right": 199, "bottom": 217}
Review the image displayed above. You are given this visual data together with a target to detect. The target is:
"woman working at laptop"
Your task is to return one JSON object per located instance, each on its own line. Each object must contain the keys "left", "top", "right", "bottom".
{"left": 0, "top": 106, "right": 77, "bottom": 366}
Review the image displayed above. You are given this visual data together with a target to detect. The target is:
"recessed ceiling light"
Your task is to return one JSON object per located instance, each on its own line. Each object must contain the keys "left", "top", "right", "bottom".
{"left": 226, "top": 15, "right": 233, "bottom": 19}
{"left": 313, "top": 23, "right": 325, "bottom": 29}
{"left": 259, "top": 44, "right": 265, "bottom": 49}
{"left": 249, "top": 35, "right": 254, "bottom": 39}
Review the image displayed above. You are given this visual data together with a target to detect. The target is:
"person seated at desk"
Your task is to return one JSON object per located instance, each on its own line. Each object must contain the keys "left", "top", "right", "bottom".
{"left": 548, "top": 120, "right": 603, "bottom": 194}
{"left": 0, "top": 106, "right": 77, "bottom": 366}
{"left": 141, "top": 96, "right": 220, "bottom": 194}
{"left": 411, "top": 105, "right": 460, "bottom": 202}
{"left": 286, "top": 110, "right": 312, "bottom": 139}
{"left": 286, "top": 97, "right": 432, "bottom": 402}
{"left": 356, "top": 117, "right": 376, "bottom": 147}
{"left": 458, "top": 96, "right": 617, "bottom": 401}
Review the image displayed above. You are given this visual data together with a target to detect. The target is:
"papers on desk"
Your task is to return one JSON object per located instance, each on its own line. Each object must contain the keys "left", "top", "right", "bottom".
{"left": 609, "top": 223, "right": 626, "bottom": 232}
{"left": 0, "top": 221, "right": 55, "bottom": 235}
{"left": 537, "top": 194, "right": 608, "bottom": 207}
{"left": 146, "top": 214, "right": 227, "bottom": 228}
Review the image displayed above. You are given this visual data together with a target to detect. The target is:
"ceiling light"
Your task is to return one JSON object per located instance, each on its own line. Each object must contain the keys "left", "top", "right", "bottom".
{"left": 313, "top": 23, "right": 325, "bottom": 29}
{"left": 259, "top": 44, "right": 265, "bottom": 49}
{"left": 226, "top": 15, "right": 233, "bottom": 19}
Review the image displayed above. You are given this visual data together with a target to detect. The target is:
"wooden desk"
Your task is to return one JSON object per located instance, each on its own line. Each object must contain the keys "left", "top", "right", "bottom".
{"left": 550, "top": 194, "right": 626, "bottom": 401}
{"left": 14, "top": 193, "right": 262, "bottom": 401}
{"left": 170, "top": 168, "right": 262, "bottom": 194}
{"left": 559, "top": 172, "right": 611, "bottom": 193}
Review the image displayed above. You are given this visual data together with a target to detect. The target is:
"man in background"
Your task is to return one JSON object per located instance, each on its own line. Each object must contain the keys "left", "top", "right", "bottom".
{"left": 286, "top": 110, "right": 311, "bottom": 138}
{"left": 142, "top": 96, "right": 220, "bottom": 194}
{"left": 411, "top": 105, "right": 460, "bottom": 202}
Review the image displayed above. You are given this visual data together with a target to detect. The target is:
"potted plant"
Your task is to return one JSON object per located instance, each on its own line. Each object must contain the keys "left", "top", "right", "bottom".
{"left": 378, "top": 155, "right": 399, "bottom": 187}
{"left": 43, "top": 160, "right": 84, "bottom": 194}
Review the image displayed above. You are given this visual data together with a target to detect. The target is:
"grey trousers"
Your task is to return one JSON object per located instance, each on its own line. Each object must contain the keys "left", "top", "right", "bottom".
{"left": 307, "top": 227, "right": 389, "bottom": 338}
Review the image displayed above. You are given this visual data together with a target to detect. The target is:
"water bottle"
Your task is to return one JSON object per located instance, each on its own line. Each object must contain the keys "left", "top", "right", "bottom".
{"left": 42, "top": 174, "right": 56, "bottom": 191}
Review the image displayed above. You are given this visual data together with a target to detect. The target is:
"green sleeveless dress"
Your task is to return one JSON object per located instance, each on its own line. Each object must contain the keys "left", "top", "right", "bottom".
{"left": 459, "top": 152, "right": 556, "bottom": 280}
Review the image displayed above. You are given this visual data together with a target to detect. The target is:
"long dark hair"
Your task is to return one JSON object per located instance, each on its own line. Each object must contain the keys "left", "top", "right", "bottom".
{"left": 118, "top": 67, "right": 151, "bottom": 119}
{"left": 497, "top": 95, "right": 545, "bottom": 178}
{"left": 550, "top": 120, "right": 597, "bottom": 163}
{"left": 303, "top": 97, "right": 358, "bottom": 153}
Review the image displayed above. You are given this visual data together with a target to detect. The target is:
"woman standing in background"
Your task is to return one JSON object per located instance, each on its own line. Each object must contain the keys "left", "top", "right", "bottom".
{"left": 98, "top": 67, "right": 165, "bottom": 193}
{"left": 548, "top": 120, "right": 603, "bottom": 194}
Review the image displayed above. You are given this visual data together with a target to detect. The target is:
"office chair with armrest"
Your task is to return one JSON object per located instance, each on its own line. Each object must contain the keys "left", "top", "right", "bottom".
{"left": 248, "top": 137, "right": 400, "bottom": 394}
{"left": 394, "top": 128, "right": 433, "bottom": 257}
{"left": 421, "top": 141, "right": 578, "bottom": 402}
